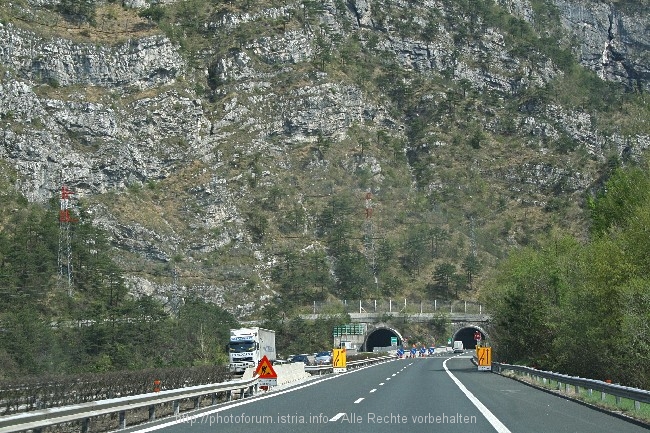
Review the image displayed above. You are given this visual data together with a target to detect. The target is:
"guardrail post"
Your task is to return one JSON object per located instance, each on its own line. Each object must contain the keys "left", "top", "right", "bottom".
{"left": 588, "top": 388, "right": 593, "bottom": 396}
{"left": 81, "top": 418, "right": 89, "bottom": 433}
{"left": 194, "top": 396, "right": 201, "bottom": 408}
{"left": 149, "top": 404, "right": 156, "bottom": 421}
{"left": 615, "top": 395, "right": 621, "bottom": 405}
{"left": 173, "top": 400, "right": 180, "bottom": 416}
{"left": 227, "top": 390, "right": 232, "bottom": 401}
{"left": 119, "top": 410, "right": 126, "bottom": 429}
{"left": 635, "top": 401, "right": 641, "bottom": 411}
{"left": 212, "top": 392, "right": 217, "bottom": 405}
{"left": 601, "top": 391, "right": 606, "bottom": 401}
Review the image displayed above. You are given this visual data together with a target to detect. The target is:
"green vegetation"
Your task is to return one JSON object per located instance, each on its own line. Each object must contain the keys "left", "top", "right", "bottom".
{"left": 0, "top": 187, "right": 238, "bottom": 378}
{"left": 261, "top": 305, "right": 349, "bottom": 357}
{"left": 482, "top": 164, "right": 650, "bottom": 389}
{"left": 506, "top": 371, "right": 650, "bottom": 424}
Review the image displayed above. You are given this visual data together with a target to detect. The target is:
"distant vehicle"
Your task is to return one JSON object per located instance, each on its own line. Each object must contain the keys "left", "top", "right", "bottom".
{"left": 228, "top": 327, "right": 276, "bottom": 373}
{"left": 453, "top": 340, "right": 464, "bottom": 353}
{"left": 273, "top": 359, "right": 289, "bottom": 365}
{"left": 314, "top": 351, "right": 332, "bottom": 365}
{"left": 291, "top": 354, "right": 310, "bottom": 365}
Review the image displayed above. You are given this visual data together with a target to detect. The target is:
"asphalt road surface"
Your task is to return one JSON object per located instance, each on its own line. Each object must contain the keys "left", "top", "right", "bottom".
{"left": 122, "top": 354, "right": 650, "bottom": 433}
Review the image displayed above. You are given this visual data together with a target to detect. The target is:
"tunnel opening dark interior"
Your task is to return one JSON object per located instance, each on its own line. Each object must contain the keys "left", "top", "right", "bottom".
{"left": 365, "top": 328, "right": 400, "bottom": 352}
{"left": 454, "top": 327, "right": 485, "bottom": 350}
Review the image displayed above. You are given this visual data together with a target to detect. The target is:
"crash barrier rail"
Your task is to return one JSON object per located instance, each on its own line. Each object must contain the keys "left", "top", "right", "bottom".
{"left": 492, "top": 362, "right": 650, "bottom": 411}
{"left": 305, "top": 355, "right": 395, "bottom": 375}
{"left": 0, "top": 376, "right": 259, "bottom": 433}
{"left": 0, "top": 356, "right": 395, "bottom": 432}
{"left": 307, "top": 299, "right": 485, "bottom": 315}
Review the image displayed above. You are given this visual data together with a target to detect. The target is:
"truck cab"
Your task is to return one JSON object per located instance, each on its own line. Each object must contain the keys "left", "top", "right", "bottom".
{"left": 228, "top": 327, "right": 276, "bottom": 373}
{"left": 229, "top": 336, "right": 257, "bottom": 372}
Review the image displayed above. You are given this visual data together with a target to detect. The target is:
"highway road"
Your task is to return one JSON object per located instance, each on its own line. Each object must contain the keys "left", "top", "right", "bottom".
{"left": 123, "top": 354, "right": 649, "bottom": 433}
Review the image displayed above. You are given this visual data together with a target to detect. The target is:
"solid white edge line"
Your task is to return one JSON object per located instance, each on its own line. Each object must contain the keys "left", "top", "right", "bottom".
{"left": 127, "top": 360, "right": 393, "bottom": 432}
{"left": 443, "top": 357, "right": 512, "bottom": 433}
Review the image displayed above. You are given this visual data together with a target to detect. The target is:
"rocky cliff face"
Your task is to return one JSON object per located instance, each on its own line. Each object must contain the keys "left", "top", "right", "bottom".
{"left": 553, "top": 0, "right": 650, "bottom": 92}
{"left": 1, "top": 0, "right": 648, "bottom": 314}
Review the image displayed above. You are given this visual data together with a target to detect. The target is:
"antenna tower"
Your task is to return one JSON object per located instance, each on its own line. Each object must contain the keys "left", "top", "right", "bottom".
{"left": 363, "top": 192, "right": 379, "bottom": 292}
{"left": 58, "top": 186, "right": 77, "bottom": 295}
{"left": 469, "top": 215, "right": 477, "bottom": 257}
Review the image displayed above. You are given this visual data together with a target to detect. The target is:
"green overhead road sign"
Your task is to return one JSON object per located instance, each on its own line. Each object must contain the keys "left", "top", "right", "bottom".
{"left": 333, "top": 324, "right": 365, "bottom": 336}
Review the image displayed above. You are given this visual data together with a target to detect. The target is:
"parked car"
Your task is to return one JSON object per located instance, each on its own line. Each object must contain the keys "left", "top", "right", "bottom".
{"left": 291, "top": 354, "right": 311, "bottom": 365}
{"left": 314, "top": 351, "right": 332, "bottom": 365}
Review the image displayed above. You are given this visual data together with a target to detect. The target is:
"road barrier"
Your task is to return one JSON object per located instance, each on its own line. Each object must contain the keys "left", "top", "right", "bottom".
{"left": 0, "top": 355, "right": 395, "bottom": 432}
{"left": 305, "top": 355, "right": 394, "bottom": 375}
{"left": 0, "top": 376, "right": 259, "bottom": 433}
{"left": 493, "top": 362, "right": 650, "bottom": 411}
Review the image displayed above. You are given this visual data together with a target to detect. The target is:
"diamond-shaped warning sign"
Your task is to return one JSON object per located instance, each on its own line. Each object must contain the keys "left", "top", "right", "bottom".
{"left": 255, "top": 355, "right": 277, "bottom": 379}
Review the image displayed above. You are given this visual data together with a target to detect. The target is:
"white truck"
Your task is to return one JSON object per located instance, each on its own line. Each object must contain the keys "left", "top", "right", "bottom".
{"left": 228, "top": 327, "right": 276, "bottom": 373}
{"left": 453, "top": 340, "right": 464, "bottom": 353}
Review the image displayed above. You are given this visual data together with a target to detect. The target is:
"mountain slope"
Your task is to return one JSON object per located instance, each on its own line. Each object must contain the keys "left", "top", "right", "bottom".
{"left": 1, "top": 0, "right": 649, "bottom": 317}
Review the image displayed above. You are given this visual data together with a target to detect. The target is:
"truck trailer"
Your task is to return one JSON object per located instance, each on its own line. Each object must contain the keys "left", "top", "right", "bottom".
{"left": 228, "top": 327, "right": 276, "bottom": 373}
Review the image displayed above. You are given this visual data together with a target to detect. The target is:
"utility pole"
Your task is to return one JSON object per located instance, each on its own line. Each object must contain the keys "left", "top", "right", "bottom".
{"left": 469, "top": 215, "right": 477, "bottom": 257}
{"left": 363, "top": 192, "right": 383, "bottom": 296}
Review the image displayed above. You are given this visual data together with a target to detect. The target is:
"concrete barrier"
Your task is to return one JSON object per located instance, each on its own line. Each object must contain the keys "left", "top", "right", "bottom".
{"left": 274, "top": 363, "right": 311, "bottom": 386}
{"left": 241, "top": 363, "right": 311, "bottom": 392}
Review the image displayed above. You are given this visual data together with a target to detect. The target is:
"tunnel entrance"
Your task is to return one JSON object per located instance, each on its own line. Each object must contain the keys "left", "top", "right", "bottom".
{"left": 364, "top": 327, "right": 403, "bottom": 352}
{"left": 452, "top": 327, "right": 487, "bottom": 350}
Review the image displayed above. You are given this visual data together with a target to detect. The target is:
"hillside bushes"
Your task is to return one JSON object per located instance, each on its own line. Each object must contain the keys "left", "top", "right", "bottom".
{"left": 482, "top": 165, "right": 650, "bottom": 389}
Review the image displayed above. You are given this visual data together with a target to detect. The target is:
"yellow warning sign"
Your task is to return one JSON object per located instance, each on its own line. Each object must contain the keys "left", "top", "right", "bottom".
{"left": 476, "top": 346, "right": 492, "bottom": 371}
{"left": 333, "top": 348, "right": 347, "bottom": 373}
{"left": 256, "top": 355, "right": 278, "bottom": 386}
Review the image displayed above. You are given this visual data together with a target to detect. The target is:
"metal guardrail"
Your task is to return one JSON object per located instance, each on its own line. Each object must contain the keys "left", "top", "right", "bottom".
{"left": 493, "top": 362, "right": 650, "bottom": 410}
{"left": 306, "top": 299, "right": 486, "bottom": 315}
{"left": 0, "top": 356, "right": 395, "bottom": 433}
{"left": 304, "top": 355, "right": 394, "bottom": 375}
{"left": 0, "top": 376, "right": 259, "bottom": 433}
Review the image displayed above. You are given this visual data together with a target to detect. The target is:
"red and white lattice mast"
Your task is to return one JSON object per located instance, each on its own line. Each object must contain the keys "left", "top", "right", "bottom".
{"left": 58, "top": 186, "right": 78, "bottom": 295}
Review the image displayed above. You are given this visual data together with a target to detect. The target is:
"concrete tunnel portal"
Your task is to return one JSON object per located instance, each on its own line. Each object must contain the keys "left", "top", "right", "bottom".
{"left": 361, "top": 325, "right": 487, "bottom": 352}
{"left": 452, "top": 326, "right": 487, "bottom": 350}
{"left": 364, "top": 327, "right": 403, "bottom": 352}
